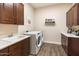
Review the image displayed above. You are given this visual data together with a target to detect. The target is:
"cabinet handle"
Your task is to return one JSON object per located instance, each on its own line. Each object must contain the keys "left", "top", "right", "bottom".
{"left": 0, "top": 53, "right": 9, "bottom": 56}
{"left": 3, "top": 19, "right": 9, "bottom": 21}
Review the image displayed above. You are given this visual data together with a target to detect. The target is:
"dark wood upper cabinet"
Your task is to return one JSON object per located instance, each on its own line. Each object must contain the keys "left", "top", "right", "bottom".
{"left": 66, "top": 11, "right": 70, "bottom": 27}
{"left": 0, "top": 3, "right": 3, "bottom": 23}
{"left": 2, "top": 3, "right": 15, "bottom": 24}
{"left": 66, "top": 4, "right": 79, "bottom": 27}
{"left": 16, "top": 3, "right": 24, "bottom": 25}
{"left": 73, "top": 4, "right": 78, "bottom": 25}
{"left": 0, "top": 3, "right": 24, "bottom": 25}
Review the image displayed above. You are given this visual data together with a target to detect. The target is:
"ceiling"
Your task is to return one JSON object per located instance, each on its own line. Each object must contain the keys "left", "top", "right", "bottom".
{"left": 30, "top": 3, "right": 58, "bottom": 8}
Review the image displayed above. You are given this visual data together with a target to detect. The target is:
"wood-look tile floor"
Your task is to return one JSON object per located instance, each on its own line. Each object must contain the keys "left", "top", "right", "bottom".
{"left": 37, "top": 43, "right": 67, "bottom": 56}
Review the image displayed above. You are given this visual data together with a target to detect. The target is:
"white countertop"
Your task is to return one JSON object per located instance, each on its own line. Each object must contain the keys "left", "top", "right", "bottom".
{"left": 61, "top": 32, "right": 79, "bottom": 38}
{"left": 0, "top": 35, "right": 30, "bottom": 50}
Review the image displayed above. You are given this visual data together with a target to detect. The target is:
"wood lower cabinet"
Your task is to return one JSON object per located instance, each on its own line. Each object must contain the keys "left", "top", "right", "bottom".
{"left": 9, "top": 41, "right": 22, "bottom": 56}
{"left": 0, "top": 48, "right": 9, "bottom": 56}
{"left": 61, "top": 34, "right": 79, "bottom": 56}
{"left": 0, "top": 38, "right": 30, "bottom": 56}
{"left": 68, "top": 38, "right": 79, "bottom": 56}
{"left": 61, "top": 34, "right": 68, "bottom": 53}
{"left": 21, "top": 38, "right": 30, "bottom": 56}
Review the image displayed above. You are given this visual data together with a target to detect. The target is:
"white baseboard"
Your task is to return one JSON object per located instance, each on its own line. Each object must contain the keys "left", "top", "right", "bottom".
{"left": 43, "top": 41, "right": 61, "bottom": 45}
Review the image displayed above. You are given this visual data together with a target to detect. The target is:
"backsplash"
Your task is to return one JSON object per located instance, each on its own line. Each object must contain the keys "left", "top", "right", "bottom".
{"left": 0, "top": 24, "right": 18, "bottom": 38}
{"left": 72, "top": 26, "right": 79, "bottom": 31}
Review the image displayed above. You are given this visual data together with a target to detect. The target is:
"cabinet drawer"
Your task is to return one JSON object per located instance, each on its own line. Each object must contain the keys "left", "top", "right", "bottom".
{"left": 0, "top": 48, "right": 9, "bottom": 56}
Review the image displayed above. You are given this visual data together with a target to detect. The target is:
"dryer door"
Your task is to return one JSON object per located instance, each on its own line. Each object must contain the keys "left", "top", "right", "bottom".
{"left": 36, "top": 35, "right": 42, "bottom": 48}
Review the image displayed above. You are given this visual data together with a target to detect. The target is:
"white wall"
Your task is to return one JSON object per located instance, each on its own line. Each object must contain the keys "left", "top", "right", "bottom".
{"left": 34, "top": 4, "right": 72, "bottom": 44}
{"left": 18, "top": 3, "right": 34, "bottom": 34}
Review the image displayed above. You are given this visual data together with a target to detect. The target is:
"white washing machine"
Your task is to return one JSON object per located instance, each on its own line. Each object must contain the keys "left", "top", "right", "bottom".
{"left": 24, "top": 31, "right": 43, "bottom": 55}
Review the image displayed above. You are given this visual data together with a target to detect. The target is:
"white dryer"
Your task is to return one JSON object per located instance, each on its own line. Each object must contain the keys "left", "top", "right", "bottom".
{"left": 24, "top": 31, "right": 43, "bottom": 55}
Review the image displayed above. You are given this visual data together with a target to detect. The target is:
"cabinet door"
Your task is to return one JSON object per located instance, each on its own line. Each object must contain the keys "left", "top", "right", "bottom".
{"left": 66, "top": 4, "right": 77, "bottom": 27}
{"left": 73, "top": 4, "right": 79, "bottom": 25}
{"left": 66, "top": 4, "right": 79, "bottom": 26}
{"left": 16, "top": 3, "right": 24, "bottom": 25}
{"left": 68, "top": 38, "right": 79, "bottom": 56}
{"left": 66, "top": 9, "right": 73, "bottom": 27}
{"left": 2, "top": 3, "right": 14, "bottom": 24}
{"left": 0, "top": 3, "right": 3, "bottom": 23}
{"left": 69, "top": 8, "right": 74, "bottom": 26}
{"left": 9, "top": 42, "right": 21, "bottom": 56}
{"left": 21, "top": 38, "right": 30, "bottom": 56}
{"left": 73, "top": 4, "right": 78, "bottom": 25}
{"left": 0, "top": 3, "right": 24, "bottom": 25}
{"left": 66, "top": 11, "right": 70, "bottom": 27}
{"left": 0, "top": 48, "right": 9, "bottom": 56}
{"left": 77, "top": 4, "right": 79, "bottom": 25}
{"left": 61, "top": 34, "right": 68, "bottom": 53}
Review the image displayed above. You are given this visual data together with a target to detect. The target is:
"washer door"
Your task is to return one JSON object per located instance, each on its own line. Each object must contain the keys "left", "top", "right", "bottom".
{"left": 36, "top": 35, "right": 42, "bottom": 48}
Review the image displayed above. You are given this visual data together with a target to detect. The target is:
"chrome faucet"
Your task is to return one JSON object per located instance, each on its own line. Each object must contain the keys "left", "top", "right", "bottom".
{"left": 8, "top": 33, "right": 13, "bottom": 37}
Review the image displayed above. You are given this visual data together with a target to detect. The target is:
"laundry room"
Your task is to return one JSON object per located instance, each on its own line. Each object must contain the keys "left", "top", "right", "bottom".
{"left": 0, "top": 0, "right": 79, "bottom": 56}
